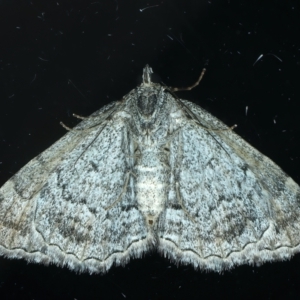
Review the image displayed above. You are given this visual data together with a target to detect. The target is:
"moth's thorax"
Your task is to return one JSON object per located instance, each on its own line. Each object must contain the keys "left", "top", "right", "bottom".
{"left": 134, "top": 146, "right": 170, "bottom": 227}
{"left": 125, "top": 85, "right": 174, "bottom": 145}
{"left": 136, "top": 88, "right": 158, "bottom": 116}
{"left": 136, "top": 85, "right": 166, "bottom": 116}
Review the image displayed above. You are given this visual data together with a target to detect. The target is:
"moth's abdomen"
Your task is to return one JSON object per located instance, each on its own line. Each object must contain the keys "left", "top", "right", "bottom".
{"left": 134, "top": 149, "right": 169, "bottom": 226}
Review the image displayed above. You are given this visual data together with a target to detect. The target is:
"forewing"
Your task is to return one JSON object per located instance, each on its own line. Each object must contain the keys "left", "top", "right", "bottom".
{"left": 0, "top": 102, "right": 150, "bottom": 273}
{"left": 158, "top": 99, "right": 300, "bottom": 271}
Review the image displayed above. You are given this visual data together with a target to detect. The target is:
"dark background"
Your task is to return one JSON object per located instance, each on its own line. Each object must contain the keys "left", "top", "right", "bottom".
{"left": 0, "top": 0, "right": 300, "bottom": 299}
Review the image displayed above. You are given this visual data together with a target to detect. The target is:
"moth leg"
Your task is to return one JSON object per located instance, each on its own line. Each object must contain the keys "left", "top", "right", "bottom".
{"left": 104, "top": 171, "right": 136, "bottom": 210}
{"left": 72, "top": 110, "right": 124, "bottom": 120}
{"left": 60, "top": 120, "right": 110, "bottom": 132}
{"left": 60, "top": 101, "right": 122, "bottom": 132}
{"left": 73, "top": 113, "right": 87, "bottom": 120}
{"left": 60, "top": 121, "right": 75, "bottom": 131}
{"left": 200, "top": 124, "right": 238, "bottom": 132}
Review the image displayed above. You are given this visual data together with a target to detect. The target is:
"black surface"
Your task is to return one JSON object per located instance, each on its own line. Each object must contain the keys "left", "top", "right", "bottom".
{"left": 0, "top": 0, "right": 300, "bottom": 299}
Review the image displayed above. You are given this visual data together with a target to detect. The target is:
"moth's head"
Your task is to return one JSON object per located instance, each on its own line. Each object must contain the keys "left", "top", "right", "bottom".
{"left": 136, "top": 65, "right": 164, "bottom": 117}
{"left": 136, "top": 87, "right": 160, "bottom": 116}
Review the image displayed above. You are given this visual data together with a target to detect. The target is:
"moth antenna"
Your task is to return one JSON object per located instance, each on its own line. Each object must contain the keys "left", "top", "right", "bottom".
{"left": 170, "top": 68, "right": 206, "bottom": 92}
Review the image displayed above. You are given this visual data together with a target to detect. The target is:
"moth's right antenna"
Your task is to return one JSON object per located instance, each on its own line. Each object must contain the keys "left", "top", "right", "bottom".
{"left": 170, "top": 68, "right": 206, "bottom": 92}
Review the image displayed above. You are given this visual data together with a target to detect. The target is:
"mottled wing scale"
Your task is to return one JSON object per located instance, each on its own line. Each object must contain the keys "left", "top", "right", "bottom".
{"left": 1, "top": 65, "right": 300, "bottom": 273}
{"left": 158, "top": 99, "right": 300, "bottom": 271}
{"left": 0, "top": 102, "right": 151, "bottom": 273}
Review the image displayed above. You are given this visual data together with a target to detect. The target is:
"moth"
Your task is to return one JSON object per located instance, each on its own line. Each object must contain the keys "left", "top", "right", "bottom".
{"left": 0, "top": 65, "right": 299, "bottom": 273}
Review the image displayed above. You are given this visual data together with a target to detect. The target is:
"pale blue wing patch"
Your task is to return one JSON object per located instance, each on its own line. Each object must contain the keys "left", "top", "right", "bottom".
{"left": 0, "top": 103, "right": 151, "bottom": 273}
{"left": 158, "top": 100, "right": 300, "bottom": 271}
